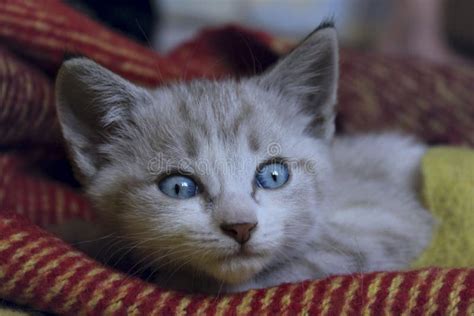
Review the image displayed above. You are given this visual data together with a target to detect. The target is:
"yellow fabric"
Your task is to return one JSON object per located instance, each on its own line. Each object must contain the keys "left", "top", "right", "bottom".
{"left": 0, "top": 306, "right": 31, "bottom": 316}
{"left": 411, "top": 147, "right": 474, "bottom": 268}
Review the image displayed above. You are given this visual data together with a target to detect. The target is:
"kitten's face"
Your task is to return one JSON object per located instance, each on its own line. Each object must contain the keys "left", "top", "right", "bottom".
{"left": 91, "top": 81, "right": 332, "bottom": 283}
{"left": 56, "top": 24, "right": 338, "bottom": 285}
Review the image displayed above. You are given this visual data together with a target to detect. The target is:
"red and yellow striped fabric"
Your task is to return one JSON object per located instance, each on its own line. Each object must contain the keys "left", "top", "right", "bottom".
{"left": 1, "top": 0, "right": 474, "bottom": 315}
{"left": 2, "top": 211, "right": 474, "bottom": 315}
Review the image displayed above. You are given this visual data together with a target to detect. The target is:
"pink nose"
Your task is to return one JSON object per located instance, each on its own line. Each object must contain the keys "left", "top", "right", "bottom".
{"left": 220, "top": 222, "right": 257, "bottom": 244}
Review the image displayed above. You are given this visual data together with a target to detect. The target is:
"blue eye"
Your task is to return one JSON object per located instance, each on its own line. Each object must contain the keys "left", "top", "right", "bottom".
{"left": 255, "top": 162, "right": 289, "bottom": 189}
{"left": 158, "top": 175, "right": 198, "bottom": 199}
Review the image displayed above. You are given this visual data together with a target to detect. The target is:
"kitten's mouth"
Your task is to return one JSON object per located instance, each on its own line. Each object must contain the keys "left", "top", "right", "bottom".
{"left": 217, "top": 247, "right": 264, "bottom": 261}
{"left": 209, "top": 248, "right": 268, "bottom": 284}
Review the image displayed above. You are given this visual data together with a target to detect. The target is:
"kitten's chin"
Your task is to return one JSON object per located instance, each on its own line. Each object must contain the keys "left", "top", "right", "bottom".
{"left": 204, "top": 256, "right": 269, "bottom": 284}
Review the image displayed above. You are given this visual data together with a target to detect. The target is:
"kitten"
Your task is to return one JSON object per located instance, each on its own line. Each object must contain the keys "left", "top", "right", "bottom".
{"left": 54, "top": 22, "right": 435, "bottom": 293}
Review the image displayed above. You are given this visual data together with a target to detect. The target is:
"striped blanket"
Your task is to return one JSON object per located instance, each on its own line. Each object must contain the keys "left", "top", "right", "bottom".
{"left": 1, "top": 0, "right": 474, "bottom": 314}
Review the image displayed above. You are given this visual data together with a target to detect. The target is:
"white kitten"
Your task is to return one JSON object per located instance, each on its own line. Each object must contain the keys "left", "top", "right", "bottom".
{"left": 54, "top": 21, "right": 434, "bottom": 293}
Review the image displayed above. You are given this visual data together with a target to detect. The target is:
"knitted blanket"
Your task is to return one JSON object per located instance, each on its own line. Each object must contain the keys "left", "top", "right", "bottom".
{"left": 412, "top": 147, "right": 474, "bottom": 269}
{"left": 1, "top": 0, "right": 474, "bottom": 315}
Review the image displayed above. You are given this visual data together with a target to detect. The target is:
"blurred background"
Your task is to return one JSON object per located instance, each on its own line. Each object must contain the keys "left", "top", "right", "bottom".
{"left": 66, "top": 0, "right": 474, "bottom": 65}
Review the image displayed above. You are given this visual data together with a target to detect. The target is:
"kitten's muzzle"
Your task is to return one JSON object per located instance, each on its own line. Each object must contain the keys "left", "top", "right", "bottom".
{"left": 220, "top": 222, "right": 257, "bottom": 244}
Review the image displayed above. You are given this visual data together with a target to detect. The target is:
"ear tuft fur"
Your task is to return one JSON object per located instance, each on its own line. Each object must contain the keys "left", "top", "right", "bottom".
{"left": 314, "top": 17, "right": 335, "bottom": 32}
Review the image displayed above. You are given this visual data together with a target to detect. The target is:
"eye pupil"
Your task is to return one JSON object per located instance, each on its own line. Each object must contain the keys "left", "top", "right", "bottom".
{"left": 271, "top": 171, "right": 278, "bottom": 182}
{"left": 174, "top": 184, "right": 180, "bottom": 195}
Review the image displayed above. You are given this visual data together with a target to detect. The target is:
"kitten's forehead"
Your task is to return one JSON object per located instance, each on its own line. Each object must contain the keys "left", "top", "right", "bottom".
{"left": 171, "top": 80, "right": 266, "bottom": 138}
{"left": 136, "top": 79, "right": 287, "bottom": 194}
{"left": 146, "top": 80, "right": 284, "bottom": 157}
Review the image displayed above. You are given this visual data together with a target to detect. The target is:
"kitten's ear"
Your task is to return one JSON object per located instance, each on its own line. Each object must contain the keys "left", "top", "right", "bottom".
{"left": 259, "top": 22, "right": 338, "bottom": 141}
{"left": 55, "top": 58, "right": 151, "bottom": 181}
